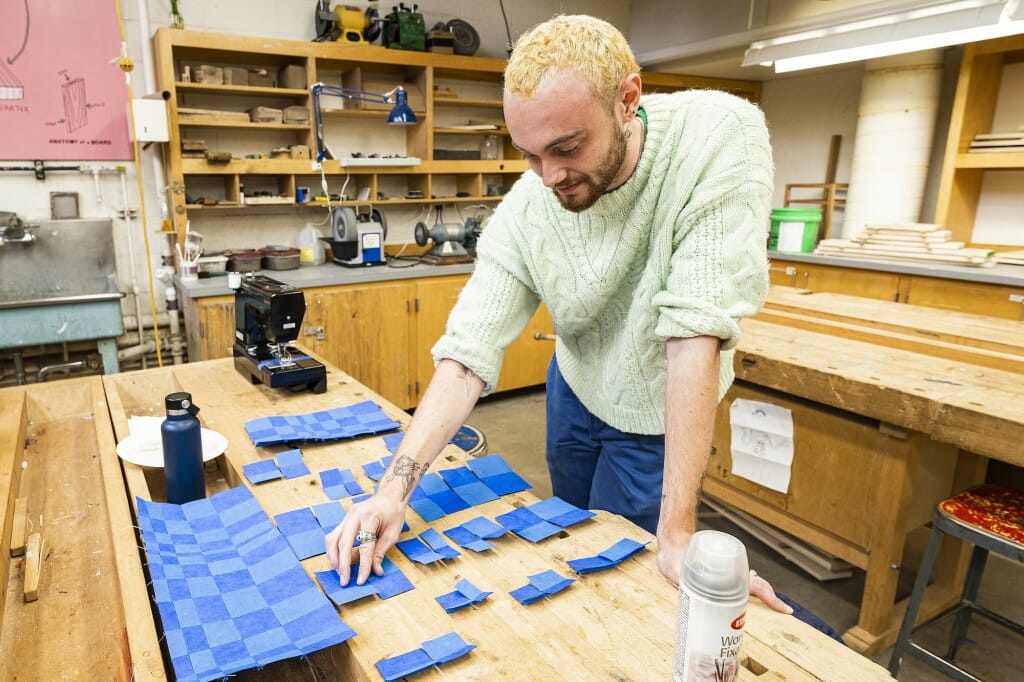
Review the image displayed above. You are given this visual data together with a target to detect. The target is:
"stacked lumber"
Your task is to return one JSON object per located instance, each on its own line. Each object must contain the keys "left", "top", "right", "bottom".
{"left": 969, "top": 131, "right": 1024, "bottom": 152}
{"left": 815, "top": 222, "right": 996, "bottom": 267}
{"left": 995, "top": 249, "right": 1024, "bottom": 266}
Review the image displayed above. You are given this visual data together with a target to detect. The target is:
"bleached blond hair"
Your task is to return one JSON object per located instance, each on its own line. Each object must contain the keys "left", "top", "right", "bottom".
{"left": 504, "top": 15, "right": 639, "bottom": 108}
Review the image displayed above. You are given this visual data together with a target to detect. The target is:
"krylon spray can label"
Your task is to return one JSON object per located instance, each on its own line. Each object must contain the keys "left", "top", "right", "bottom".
{"left": 672, "top": 530, "right": 749, "bottom": 682}
{"left": 672, "top": 583, "right": 746, "bottom": 681}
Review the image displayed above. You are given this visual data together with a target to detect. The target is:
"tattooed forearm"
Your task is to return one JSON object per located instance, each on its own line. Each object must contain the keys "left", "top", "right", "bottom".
{"left": 383, "top": 455, "right": 429, "bottom": 500}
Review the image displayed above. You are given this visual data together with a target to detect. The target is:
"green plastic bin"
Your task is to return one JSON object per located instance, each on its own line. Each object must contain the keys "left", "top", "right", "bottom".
{"left": 769, "top": 207, "right": 822, "bottom": 253}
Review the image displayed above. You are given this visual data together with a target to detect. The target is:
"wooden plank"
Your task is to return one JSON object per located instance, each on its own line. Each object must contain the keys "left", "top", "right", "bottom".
{"left": 754, "top": 308, "right": 1024, "bottom": 374}
{"left": 0, "top": 389, "right": 27, "bottom": 627}
{"left": 103, "top": 358, "right": 890, "bottom": 680}
{"left": 22, "top": 533, "right": 41, "bottom": 603}
{"left": 93, "top": 378, "right": 166, "bottom": 680}
{"left": 0, "top": 378, "right": 136, "bottom": 679}
{"left": 764, "top": 287, "right": 1024, "bottom": 357}
{"left": 736, "top": 318, "right": 1024, "bottom": 466}
{"left": 703, "top": 496, "right": 854, "bottom": 581}
{"left": 9, "top": 497, "right": 26, "bottom": 557}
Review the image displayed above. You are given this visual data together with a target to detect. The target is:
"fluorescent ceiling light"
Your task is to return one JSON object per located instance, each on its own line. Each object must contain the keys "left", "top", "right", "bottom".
{"left": 743, "top": 0, "right": 1024, "bottom": 73}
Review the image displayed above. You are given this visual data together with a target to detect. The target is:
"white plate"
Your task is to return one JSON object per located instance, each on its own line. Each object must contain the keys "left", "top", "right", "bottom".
{"left": 116, "top": 429, "right": 228, "bottom": 468}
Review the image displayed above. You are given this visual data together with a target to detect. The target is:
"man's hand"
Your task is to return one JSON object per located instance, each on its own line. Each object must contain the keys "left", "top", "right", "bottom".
{"left": 325, "top": 493, "right": 406, "bottom": 586}
{"left": 656, "top": 527, "right": 793, "bottom": 614}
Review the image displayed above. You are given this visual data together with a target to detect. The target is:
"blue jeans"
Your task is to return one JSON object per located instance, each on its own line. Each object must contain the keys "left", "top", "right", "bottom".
{"left": 545, "top": 357, "right": 665, "bottom": 533}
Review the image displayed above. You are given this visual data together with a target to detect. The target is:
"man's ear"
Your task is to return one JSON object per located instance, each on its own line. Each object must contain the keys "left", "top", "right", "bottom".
{"left": 619, "top": 73, "right": 643, "bottom": 118}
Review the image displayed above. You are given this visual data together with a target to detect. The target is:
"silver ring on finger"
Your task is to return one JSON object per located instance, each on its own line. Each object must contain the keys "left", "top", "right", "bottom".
{"left": 356, "top": 529, "right": 377, "bottom": 545}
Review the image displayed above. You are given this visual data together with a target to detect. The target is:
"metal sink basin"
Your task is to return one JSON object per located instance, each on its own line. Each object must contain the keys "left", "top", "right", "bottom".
{"left": 0, "top": 218, "right": 124, "bottom": 371}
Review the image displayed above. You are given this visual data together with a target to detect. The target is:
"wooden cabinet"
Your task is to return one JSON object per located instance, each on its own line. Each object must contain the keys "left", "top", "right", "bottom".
{"left": 768, "top": 261, "right": 907, "bottom": 302}
{"left": 905, "top": 274, "right": 1024, "bottom": 320}
{"left": 934, "top": 34, "right": 1024, "bottom": 248}
{"left": 304, "top": 280, "right": 415, "bottom": 408}
{"left": 768, "top": 259, "right": 1024, "bottom": 319}
{"left": 181, "top": 294, "right": 235, "bottom": 361}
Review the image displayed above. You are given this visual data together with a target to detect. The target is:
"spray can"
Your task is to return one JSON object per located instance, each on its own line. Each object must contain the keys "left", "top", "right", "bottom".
{"left": 161, "top": 392, "right": 206, "bottom": 504}
{"left": 673, "top": 530, "right": 749, "bottom": 682}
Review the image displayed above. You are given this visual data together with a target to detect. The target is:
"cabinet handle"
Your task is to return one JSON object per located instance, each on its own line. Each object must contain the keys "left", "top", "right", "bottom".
{"left": 533, "top": 332, "right": 556, "bottom": 342}
{"left": 304, "top": 325, "right": 324, "bottom": 340}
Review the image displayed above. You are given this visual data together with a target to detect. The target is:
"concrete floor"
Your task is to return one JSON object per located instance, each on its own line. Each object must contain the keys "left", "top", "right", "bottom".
{"left": 467, "top": 387, "right": 1023, "bottom": 682}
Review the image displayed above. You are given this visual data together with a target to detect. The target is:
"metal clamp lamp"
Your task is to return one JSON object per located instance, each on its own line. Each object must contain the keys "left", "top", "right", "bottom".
{"left": 310, "top": 82, "right": 417, "bottom": 162}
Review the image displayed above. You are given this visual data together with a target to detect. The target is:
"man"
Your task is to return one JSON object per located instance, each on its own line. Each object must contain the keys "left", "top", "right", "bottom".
{"left": 327, "top": 14, "right": 790, "bottom": 613}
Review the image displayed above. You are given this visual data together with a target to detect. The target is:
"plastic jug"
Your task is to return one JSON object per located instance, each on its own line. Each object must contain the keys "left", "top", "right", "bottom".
{"left": 297, "top": 223, "right": 326, "bottom": 265}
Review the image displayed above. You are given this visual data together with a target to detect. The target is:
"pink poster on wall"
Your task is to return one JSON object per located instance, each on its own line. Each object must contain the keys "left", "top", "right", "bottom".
{"left": 0, "top": 0, "right": 132, "bottom": 160}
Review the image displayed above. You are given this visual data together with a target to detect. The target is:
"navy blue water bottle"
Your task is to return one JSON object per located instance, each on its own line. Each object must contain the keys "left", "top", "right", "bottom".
{"left": 162, "top": 392, "right": 206, "bottom": 504}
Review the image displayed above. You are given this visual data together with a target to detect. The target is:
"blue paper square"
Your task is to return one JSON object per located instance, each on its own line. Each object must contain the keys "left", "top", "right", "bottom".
{"left": 375, "top": 648, "right": 434, "bottom": 682}
{"left": 566, "top": 556, "right": 614, "bottom": 574}
{"left": 408, "top": 492, "right": 446, "bottom": 523}
{"left": 436, "top": 590, "right": 473, "bottom": 613}
{"left": 601, "top": 538, "right": 648, "bottom": 562}
{"left": 273, "top": 508, "right": 327, "bottom": 560}
{"left": 494, "top": 506, "right": 545, "bottom": 532}
{"left": 395, "top": 537, "right": 445, "bottom": 564}
{"left": 529, "top": 496, "right": 596, "bottom": 527}
{"left": 421, "top": 631, "right": 476, "bottom": 664}
{"left": 368, "top": 569, "right": 415, "bottom": 599}
{"left": 382, "top": 432, "right": 404, "bottom": 453}
{"left": 242, "top": 459, "right": 283, "bottom": 485}
{"left": 319, "top": 468, "right": 348, "bottom": 500}
{"left": 315, "top": 569, "right": 378, "bottom": 605}
{"left": 311, "top": 502, "right": 346, "bottom": 532}
{"left": 462, "top": 516, "right": 509, "bottom": 540}
{"left": 509, "top": 583, "right": 546, "bottom": 605}
{"left": 361, "top": 459, "right": 386, "bottom": 481}
{"left": 276, "top": 449, "right": 311, "bottom": 479}
{"left": 419, "top": 528, "right": 460, "bottom": 559}
{"left": 529, "top": 569, "right": 575, "bottom": 596}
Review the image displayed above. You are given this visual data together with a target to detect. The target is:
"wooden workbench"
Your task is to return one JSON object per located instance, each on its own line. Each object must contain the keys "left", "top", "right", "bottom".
{"left": 706, "top": 286, "right": 1024, "bottom": 656}
{"left": 0, "top": 356, "right": 890, "bottom": 680}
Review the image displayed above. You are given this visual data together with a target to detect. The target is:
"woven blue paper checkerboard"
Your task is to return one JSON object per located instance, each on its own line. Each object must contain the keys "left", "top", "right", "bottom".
{"left": 136, "top": 487, "right": 356, "bottom": 681}
{"left": 244, "top": 400, "right": 401, "bottom": 447}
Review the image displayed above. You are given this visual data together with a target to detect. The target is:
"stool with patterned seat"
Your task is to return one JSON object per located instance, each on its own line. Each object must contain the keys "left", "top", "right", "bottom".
{"left": 889, "top": 484, "right": 1024, "bottom": 680}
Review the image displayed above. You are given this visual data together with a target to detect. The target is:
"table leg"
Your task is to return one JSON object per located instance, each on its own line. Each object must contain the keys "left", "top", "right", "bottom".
{"left": 97, "top": 338, "right": 119, "bottom": 374}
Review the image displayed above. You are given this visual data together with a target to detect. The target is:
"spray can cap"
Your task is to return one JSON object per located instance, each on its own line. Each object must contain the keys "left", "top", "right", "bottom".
{"left": 165, "top": 391, "right": 200, "bottom": 416}
{"left": 681, "top": 530, "right": 749, "bottom": 600}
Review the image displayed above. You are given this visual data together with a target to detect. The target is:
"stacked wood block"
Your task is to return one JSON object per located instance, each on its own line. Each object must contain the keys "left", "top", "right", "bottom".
{"left": 815, "top": 223, "right": 996, "bottom": 267}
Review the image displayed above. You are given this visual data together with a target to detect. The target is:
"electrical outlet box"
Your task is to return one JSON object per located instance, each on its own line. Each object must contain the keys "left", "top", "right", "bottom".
{"left": 132, "top": 99, "right": 169, "bottom": 142}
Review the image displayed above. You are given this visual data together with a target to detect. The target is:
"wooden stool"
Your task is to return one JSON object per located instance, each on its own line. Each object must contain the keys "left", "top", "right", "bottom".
{"left": 889, "top": 484, "right": 1024, "bottom": 680}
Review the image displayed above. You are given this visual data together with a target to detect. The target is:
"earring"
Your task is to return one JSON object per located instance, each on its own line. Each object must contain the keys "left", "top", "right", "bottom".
{"left": 624, "top": 123, "right": 632, "bottom": 140}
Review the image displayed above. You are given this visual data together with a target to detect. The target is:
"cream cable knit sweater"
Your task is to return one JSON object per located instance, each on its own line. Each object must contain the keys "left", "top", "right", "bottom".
{"left": 432, "top": 89, "right": 772, "bottom": 435}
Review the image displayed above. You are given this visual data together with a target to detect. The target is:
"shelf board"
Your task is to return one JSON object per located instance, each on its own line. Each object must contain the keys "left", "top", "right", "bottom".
{"left": 433, "top": 127, "right": 509, "bottom": 135}
{"left": 175, "top": 82, "right": 308, "bottom": 97}
{"left": 181, "top": 158, "right": 528, "bottom": 174}
{"left": 432, "top": 97, "right": 503, "bottom": 108}
{"left": 955, "top": 151, "right": 1024, "bottom": 169}
{"left": 178, "top": 119, "right": 310, "bottom": 130}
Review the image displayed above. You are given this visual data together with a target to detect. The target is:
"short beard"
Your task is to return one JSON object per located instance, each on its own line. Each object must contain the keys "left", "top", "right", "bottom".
{"left": 553, "top": 118, "right": 629, "bottom": 213}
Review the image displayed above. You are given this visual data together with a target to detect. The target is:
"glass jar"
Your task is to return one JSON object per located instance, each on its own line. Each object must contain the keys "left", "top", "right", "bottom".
{"left": 480, "top": 134, "right": 500, "bottom": 161}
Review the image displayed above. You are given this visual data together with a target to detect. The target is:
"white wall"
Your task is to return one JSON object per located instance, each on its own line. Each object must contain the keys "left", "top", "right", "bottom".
{"left": 758, "top": 66, "right": 863, "bottom": 225}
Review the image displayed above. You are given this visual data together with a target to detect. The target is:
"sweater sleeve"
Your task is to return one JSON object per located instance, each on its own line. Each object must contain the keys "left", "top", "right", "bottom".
{"left": 430, "top": 211, "right": 541, "bottom": 395}
{"left": 652, "top": 98, "right": 772, "bottom": 350}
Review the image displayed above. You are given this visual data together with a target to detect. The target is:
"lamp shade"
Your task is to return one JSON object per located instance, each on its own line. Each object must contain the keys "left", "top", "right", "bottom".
{"left": 386, "top": 88, "right": 416, "bottom": 125}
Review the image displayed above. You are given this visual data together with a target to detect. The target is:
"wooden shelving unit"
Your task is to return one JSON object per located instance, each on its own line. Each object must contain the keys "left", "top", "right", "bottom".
{"left": 934, "top": 34, "right": 1024, "bottom": 248}
{"left": 153, "top": 28, "right": 761, "bottom": 244}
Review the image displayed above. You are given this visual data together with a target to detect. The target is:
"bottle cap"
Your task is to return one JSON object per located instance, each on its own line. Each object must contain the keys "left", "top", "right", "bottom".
{"left": 165, "top": 391, "right": 200, "bottom": 416}
{"left": 681, "top": 530, "right": 749, "bottom": 600}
